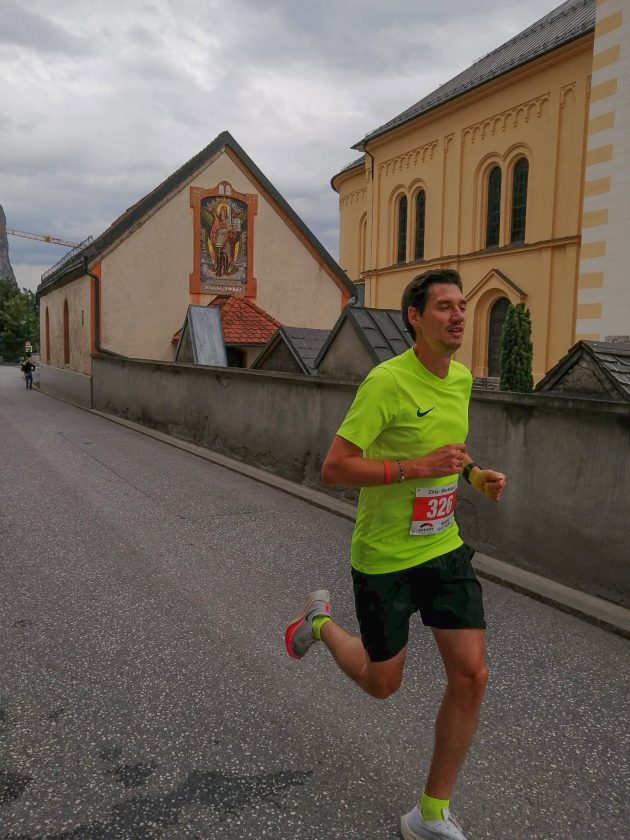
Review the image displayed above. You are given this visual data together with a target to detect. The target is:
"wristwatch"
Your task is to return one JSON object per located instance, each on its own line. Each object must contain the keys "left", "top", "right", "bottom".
{"left": 462, "top": 463, "right": 480, "bottom": 484}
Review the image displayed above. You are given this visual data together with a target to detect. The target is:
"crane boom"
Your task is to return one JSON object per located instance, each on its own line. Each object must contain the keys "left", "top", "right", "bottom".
{"left": 1, "top": 227, "right": 81, "bottom": 248}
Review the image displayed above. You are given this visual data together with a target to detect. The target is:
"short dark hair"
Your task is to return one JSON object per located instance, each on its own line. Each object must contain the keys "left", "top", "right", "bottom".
{"left": 401, "top": 269, "right": 463, "bottom": 338}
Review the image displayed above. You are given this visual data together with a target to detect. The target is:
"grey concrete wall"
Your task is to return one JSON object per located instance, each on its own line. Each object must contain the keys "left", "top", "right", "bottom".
{"left": 92, "top": 355, "right": 359, "bottom": 490}
{"left": 39, "top": 363, "right": 93, "bottom": 409}
{"left": 92, "top": 355, "right": 630, "bottom": 608}
{"left": 460, "top": 391, "right": 630, "bottom": 608}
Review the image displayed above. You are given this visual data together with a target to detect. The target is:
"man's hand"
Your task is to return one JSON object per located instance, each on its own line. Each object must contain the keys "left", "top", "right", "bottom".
{"left": 470, "top": 468, "right": 506, "bottom": 501}
{"left": 411, "top": 444, "right": 467, "bottom": 478}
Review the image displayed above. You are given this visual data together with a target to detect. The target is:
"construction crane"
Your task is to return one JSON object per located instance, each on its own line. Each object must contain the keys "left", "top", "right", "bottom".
{"left": 1, "top": 226, "right": 82, "bottom": 248}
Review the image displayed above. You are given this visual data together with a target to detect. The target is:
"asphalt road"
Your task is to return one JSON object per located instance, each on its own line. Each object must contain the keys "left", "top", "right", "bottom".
{"left": 1, "top": 365, "right": 628, "bottom": 840}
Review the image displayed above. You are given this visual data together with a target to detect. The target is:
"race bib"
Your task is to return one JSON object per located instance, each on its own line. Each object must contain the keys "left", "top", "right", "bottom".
{"left": 410, "top": 480, "right": 457, "bottom": 536}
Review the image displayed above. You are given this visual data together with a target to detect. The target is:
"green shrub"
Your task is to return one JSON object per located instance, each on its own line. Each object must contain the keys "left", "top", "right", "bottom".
{"left": 499, "top": 302, "right": 533, "bottom": 392}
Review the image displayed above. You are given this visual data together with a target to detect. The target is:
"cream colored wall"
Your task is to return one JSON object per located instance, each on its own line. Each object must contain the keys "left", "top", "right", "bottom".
{"left": 335, "top": 36, "right": 594, "bottom": 379}
{"left": 100, "top": 152, "right": 343, "bottom": 362}
{"left": 253, "top": 191, "right": 342, "bottom": 329}
{"left": 338, "top": 167, "right": 369, "bottom": 277}
{"left": 39, "top": 277, "right": 92, "bottom": 375}
{"left": 577, "top": 0, "right": 629, "bottom": 341}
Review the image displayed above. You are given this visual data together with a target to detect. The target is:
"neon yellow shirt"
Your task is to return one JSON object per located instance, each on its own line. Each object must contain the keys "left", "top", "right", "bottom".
{"left": 336, "top": 348, "right": 472, "bottom": 574}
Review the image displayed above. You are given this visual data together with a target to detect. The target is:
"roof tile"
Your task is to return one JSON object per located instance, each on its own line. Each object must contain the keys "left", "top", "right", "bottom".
{"left": 212, "top": 295, "right": 280, "bottom": 346}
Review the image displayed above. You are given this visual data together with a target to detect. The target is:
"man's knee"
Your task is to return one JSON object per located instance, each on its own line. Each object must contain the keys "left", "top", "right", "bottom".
{"left": 449, "top": 661, "right": 489, "bottom": 701}
{"left": 366, "top": 661, "right": 404, "bottom": 700}
{"left": 369, "top": 675, "right": 402, "bottom": 700}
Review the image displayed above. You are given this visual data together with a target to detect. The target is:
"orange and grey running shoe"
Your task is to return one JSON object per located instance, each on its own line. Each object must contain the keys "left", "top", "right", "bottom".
{"left": 284, "top": 590, "right": 330, "bottom": 659}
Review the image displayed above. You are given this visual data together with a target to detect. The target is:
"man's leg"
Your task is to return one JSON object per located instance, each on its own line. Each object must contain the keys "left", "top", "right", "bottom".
{"left": 320, "top": 619, "right": 407, "bottom": 700}
{"left": 424, "top": 628, "right": 488, "bottom": 799}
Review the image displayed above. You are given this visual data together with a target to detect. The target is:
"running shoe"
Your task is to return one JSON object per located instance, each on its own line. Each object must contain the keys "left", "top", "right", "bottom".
{"left": 284, "top": 590, "right": 330, "bottom": 659}
{"left": 400, "top": 805, "right": 467, "bottom": 840}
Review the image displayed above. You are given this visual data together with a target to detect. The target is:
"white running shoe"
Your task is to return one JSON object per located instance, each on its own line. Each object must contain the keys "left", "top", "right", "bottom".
{"left": 401, "top": 805, "right": 467, "bottom": 840}
{"left": 284, "top": 590, "right": 330, "bottom": 659}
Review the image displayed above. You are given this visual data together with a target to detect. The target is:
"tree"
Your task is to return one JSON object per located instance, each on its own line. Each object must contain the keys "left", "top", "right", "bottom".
{"left": 0, "top": 285, "right": 40, "bottom": 362}
{"left": 0, "top": 277, "right": 16, "bottom": 310}
{"left": 499, "top": 302, "right": 533, "bottom": 392}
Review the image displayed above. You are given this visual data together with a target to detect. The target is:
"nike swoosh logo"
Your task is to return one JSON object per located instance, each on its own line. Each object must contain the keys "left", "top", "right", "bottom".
{"left": 417, "top": 408, "right": 434, "bottom": 417}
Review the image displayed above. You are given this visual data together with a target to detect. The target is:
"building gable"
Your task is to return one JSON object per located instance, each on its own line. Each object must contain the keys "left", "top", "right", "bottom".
{"left": 315, "top": 306, "right": 412, "bottom": 379}
{"left": 251, "top": 326, "right": 330, "bottom": 375}
{"left": 38, "top": 131, "right": 356, "bottom": 302}
{"left": 535, "top": 340, "right": 630, "bottom": 400}
{"left": 174, "top": 305, "right": 228, "bottom": 367}
{"left": 466, "top": 269, "right": 527, "bottom": 303}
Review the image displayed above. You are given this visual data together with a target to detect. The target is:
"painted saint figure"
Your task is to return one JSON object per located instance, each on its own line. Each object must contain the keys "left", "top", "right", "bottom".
{"left": 208, "top": 202, "right": 239, "bottom": 277}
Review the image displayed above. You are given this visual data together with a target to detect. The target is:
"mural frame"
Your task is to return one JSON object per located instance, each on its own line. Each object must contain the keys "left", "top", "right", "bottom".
{"left": 189, "top": 182, "right": 258, "bottom": 298}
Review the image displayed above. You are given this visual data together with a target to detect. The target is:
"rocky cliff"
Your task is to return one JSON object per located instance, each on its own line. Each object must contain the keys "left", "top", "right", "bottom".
{"left": 0, "top": 204, "right": 18, "bottom": 287}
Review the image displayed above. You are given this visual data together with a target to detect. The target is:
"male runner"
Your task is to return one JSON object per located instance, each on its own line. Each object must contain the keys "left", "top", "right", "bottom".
{"left": 21, "top": 358, "right": 35, "bottom": 390}
{"left": 284, "top": 269, "right": 506, "bottom": 840}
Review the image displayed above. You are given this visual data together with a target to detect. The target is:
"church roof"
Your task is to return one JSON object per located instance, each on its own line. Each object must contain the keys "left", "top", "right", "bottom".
{"left": 352, "top": 0, "right": 595, "bottom": 149}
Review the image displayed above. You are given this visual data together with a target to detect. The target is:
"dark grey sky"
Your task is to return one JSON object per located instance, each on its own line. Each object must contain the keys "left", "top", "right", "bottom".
{"left": 1, "top": 0, "right": 562, "bottom": 290}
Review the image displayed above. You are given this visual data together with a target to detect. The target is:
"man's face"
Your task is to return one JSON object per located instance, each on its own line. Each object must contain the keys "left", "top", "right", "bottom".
{"left": 409, "top": 282, "right": 467, "bottom": 352}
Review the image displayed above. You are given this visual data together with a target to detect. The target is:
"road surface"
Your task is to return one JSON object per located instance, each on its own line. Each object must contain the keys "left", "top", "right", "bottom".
{"left": 1, "top": 365, "right": 628, "bottom": 839}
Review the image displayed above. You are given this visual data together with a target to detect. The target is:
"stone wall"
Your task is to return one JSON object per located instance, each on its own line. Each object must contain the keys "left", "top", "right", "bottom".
{"left": 459, "top": 390, "right": 630, "bottom": 608}
{"left": 91, "top": 355, "right": 630, "bottom": 607}
{"left": 39, "top": 363, "right": 93, "bottom": 408}
{"left": 92, "top": 355, "right": 358, "bottom": 489}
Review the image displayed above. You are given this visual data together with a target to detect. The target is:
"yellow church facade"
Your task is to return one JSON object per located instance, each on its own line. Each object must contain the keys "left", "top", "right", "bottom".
{"left": 333, "top": 0, "right": 599, "bottom": 380}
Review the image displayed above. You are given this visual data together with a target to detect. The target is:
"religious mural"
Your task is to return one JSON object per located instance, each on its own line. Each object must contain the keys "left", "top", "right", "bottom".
{"left": 190, "top": 182, "right": 256, "bottom": 297}
{"left": 199, "top": 188, "right": 247, "bottom": 294}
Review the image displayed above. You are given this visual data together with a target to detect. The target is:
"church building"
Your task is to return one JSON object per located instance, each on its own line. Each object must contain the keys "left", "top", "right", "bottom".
{"left": 332, "top": 0, "right": 628, "bottom": 381}
{"left": 37, "top": 131, "right": 355, "bottom": 400}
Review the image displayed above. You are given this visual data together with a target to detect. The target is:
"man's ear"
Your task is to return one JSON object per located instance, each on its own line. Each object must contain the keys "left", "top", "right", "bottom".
{"left": 407, "top": 306, "right": 422, "bottom": 335}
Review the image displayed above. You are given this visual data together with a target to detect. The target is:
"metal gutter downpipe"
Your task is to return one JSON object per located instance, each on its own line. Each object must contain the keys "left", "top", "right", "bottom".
{"left": 363, "top": 146, "right": 376, "bottom": 304}
{"left": 84, "top": 255, "right": 102, "bottom": 352}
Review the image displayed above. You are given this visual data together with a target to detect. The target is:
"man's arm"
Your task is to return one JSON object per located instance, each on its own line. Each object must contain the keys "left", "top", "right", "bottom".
{"left": 321, "top": 435, "right": 469, "bottom": 488}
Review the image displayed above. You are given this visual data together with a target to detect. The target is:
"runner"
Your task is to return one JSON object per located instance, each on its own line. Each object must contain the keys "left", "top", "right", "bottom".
{"left": 21, "top": 358, "right": 35, "bottom": 390}
{"left": 285, "top": 269, "right": 506, "bottom": 840}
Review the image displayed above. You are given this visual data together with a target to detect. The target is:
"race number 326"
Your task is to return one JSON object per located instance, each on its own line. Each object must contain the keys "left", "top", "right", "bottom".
{"left": 410, "top": 481, "right": 458, "bottom": 536}
{"left": 413, "top": 490, "right": 456, "bottom": 521}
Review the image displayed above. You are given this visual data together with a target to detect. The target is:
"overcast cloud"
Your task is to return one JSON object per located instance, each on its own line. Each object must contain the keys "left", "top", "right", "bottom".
{"left": 1, "top": 0, "right": 563, "bottom": 290}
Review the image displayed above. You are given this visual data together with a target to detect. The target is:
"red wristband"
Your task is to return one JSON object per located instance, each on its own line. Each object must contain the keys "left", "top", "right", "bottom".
{"left": 383, "top": 460, "right": 392, "bottom": 485}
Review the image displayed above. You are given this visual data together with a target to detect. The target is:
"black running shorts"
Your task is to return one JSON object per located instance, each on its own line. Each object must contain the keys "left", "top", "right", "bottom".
{"left": 351, "top": 543, "right": 485, "bottom": 663}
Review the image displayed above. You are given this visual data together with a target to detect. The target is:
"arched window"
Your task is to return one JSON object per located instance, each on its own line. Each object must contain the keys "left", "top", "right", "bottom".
{"left": 45, "top": 306, "right": 50, "bottom": 363}
{"left": 485, "top": 167, "right": 502, "bottom": 247}
{"left": 396, "top": 195, "right": 407, "bottom": 263}
{"left": 488, "top": 297, "right": 510, "bottom": 377}
{"left": 63, "top": 300, "right": 70, "bottom": 365}
{"left": 414, "top": 190, "right": 426, "bottom": 261}
{"left": 510, "top": 158, "right": 529, "bottom": 243}
{"left": 359, "top": 214, "right": 368, "bottom": 272}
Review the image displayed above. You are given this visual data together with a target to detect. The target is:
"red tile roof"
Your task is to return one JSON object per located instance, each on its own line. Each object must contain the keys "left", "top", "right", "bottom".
{"left": 173, "top": 296, "right": 280, "bottom": 346}
{"left": 217, "top": 295, "right": 280, "bottom": 345}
